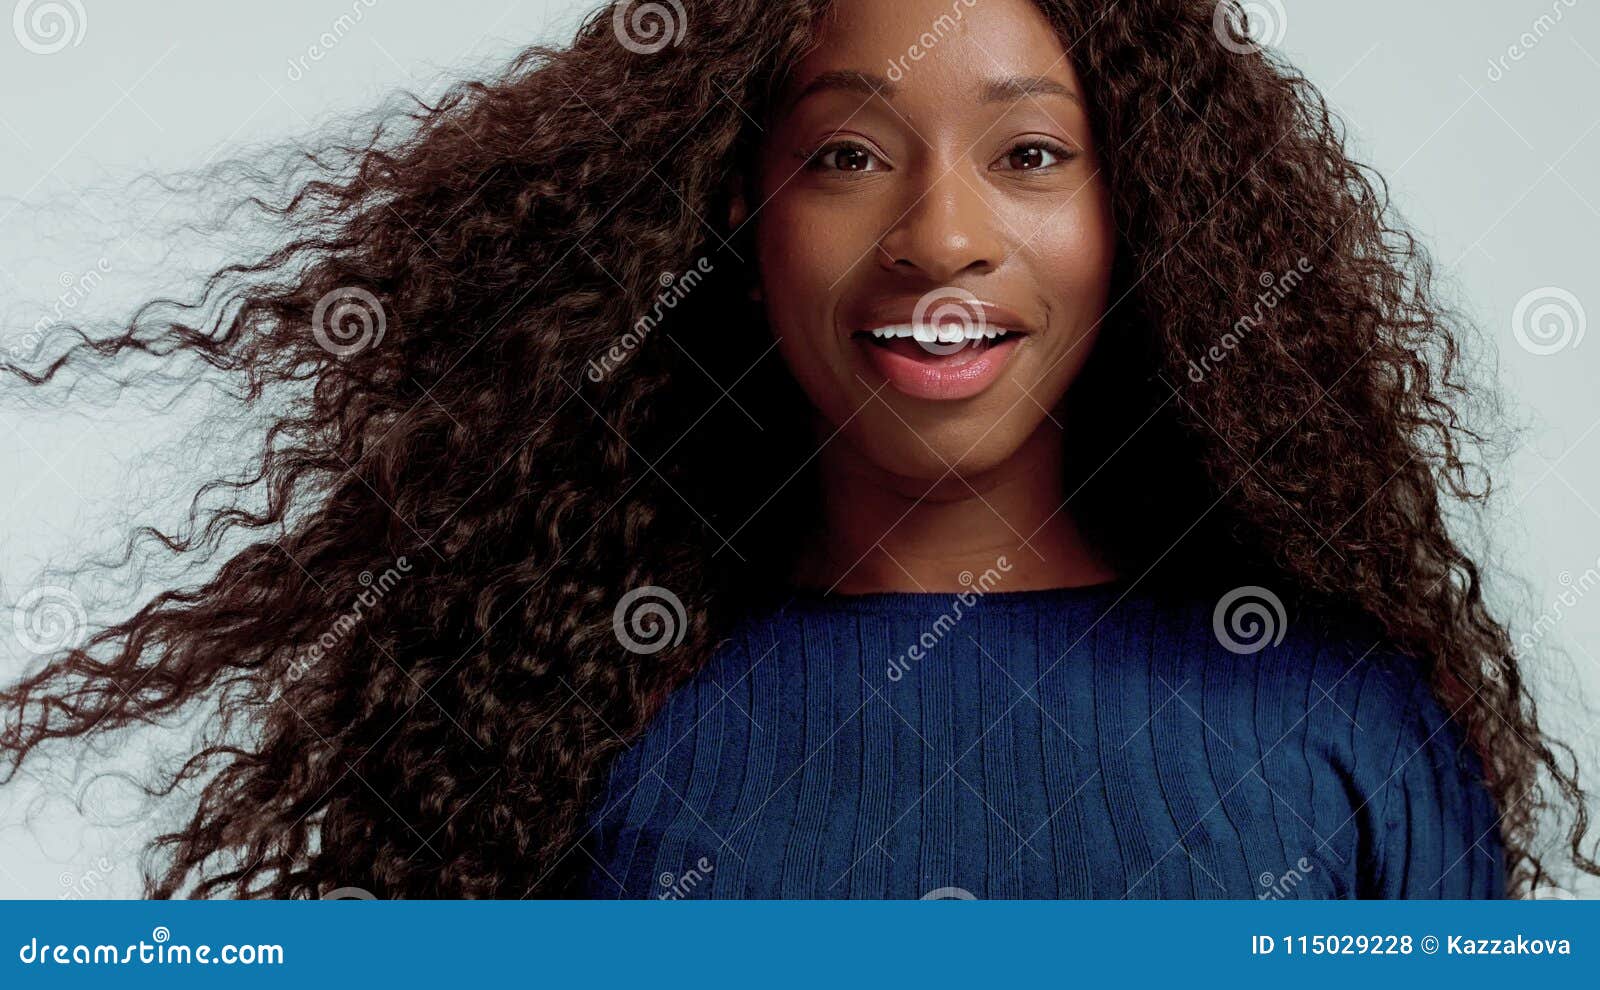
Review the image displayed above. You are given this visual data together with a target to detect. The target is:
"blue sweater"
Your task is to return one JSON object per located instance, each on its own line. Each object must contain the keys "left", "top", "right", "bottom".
{"left": 584, "top": 583, "right": 1504, "bottom": 899}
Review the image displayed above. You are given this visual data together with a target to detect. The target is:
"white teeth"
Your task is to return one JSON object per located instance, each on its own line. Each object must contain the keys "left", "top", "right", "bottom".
{"left": 865, "top": 324, "right": 1011, "bottom": 342}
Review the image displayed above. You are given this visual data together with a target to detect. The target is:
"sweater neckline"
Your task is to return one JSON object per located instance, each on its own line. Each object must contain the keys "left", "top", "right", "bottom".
{"left": 771, "top": 577, "right": 1132, "bottom": 616}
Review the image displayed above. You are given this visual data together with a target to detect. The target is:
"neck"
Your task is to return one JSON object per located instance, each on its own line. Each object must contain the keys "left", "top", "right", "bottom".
{"left": 791, "top": 415, "right": 1115, "bottom": 594}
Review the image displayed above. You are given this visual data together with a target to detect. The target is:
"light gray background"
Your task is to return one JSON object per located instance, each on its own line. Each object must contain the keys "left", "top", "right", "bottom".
{"left": 0, "top": 1, "right": 1596, "bottom": 897}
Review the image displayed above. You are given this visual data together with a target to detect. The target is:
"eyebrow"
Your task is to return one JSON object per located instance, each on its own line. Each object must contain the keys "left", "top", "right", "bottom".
{"left": 781, "top": 70, "right": 896, "bottom": 116}
{"left": 780, "top": 71, "right": 1081, "bottom": 118}
{"left": 979, "top": 76, "right": 1081, "bottom": 106}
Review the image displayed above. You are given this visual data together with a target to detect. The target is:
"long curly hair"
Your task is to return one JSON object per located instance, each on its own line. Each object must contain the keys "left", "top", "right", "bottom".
{"left": 3, "top": 0, "right": 1595, "bottom": 898}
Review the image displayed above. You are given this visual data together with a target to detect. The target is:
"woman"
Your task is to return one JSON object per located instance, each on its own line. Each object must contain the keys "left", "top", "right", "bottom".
{"left": 3, "top": 0, "right": 1594, "bottom": 899}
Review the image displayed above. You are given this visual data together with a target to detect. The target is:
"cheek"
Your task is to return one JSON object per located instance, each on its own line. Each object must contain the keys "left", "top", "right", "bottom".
{"left": 1007, "top": 190, "right": 1117, "bottom": 404}
{"left": 756, "top": 192, "right": 860, "bottom": 311}
{"left": 1030, "top": 194, "right": 1116, "bottom": 318}
{"left": 754, "top": 192, "right": 872, "bottom": 405}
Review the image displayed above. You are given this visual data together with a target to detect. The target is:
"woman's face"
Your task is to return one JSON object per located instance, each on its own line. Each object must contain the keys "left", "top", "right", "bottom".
{"left": 754, "top": 0, "right": 1116, "bottom": 480}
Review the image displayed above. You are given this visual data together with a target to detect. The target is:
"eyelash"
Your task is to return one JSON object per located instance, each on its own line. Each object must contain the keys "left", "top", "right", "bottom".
{"left": 994, "top": 138, "right": 1079, "bottom": 173}
{"left": 801, "top": 138, "right": 1079, "bottom": 175}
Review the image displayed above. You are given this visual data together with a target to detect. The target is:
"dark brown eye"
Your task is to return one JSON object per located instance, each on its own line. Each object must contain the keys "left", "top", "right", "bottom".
{"left": 835, "top": 147, "right": 872, "bottom": 171}
{"left": 994, "top": 140, "right": 1074, "bottom": 173}
{"left": 1010, "top": 147, "right": 1048, "bottom": 170}
{"left": 808, "top": 142, "right": 884, "bottom": 173}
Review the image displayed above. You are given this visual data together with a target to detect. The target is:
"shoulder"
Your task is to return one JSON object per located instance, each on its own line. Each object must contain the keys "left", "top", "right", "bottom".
{"left": 1121, "top": 582, "right": 1430, "bottom": 713}
{"left": 1111, "top": 582, "right": 1473, "bottom": 775}
{"left": 1138, "top": 584, "right": 1501, "bottom": 895}
{"left": 1192, "top": 584, "right": 1501, "bottom": 896}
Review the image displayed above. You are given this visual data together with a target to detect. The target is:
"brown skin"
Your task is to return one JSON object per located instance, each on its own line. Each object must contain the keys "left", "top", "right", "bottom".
{"left": 745, "top": 0, "right": 1118, "bottom": 593}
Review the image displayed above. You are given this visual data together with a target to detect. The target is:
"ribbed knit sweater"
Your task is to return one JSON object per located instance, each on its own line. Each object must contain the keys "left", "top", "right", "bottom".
{"left": 584, "top": 583, "right": 1504, "bottom": 899}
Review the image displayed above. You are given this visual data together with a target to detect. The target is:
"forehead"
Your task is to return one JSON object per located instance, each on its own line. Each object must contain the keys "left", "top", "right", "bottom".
{"left": 788, "top": 0, "right": 1075, "bottom": 93}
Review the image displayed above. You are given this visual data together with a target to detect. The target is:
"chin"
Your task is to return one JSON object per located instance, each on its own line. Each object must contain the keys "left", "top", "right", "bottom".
{"left": 846, "top": 417, "right": 1024, "bottom": 482}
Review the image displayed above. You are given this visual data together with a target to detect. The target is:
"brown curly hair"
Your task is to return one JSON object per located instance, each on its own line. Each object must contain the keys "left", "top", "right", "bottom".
{"left": 3, "top": 0, "right": 1596, "bottom": 898}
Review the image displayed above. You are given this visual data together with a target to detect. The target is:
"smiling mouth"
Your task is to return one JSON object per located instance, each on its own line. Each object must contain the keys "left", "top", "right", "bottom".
{"left": 851, "top": 324, "right": 1022, "bottom": 364}
{"left": 850, "top": 323, "right": 1027, "bottom": 400}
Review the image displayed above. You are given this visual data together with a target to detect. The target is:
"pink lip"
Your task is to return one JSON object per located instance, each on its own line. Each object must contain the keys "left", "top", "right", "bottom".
{"left": 844, "top": 295, "right": 1036, "bottom": 401}
{"left": 856, "top": 334, "right": 1025, "bottom": 401}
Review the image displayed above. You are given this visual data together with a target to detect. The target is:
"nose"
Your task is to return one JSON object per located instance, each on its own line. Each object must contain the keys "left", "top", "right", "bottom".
{"left": 877, "top": 164, "right": 1004, "bottom": 282}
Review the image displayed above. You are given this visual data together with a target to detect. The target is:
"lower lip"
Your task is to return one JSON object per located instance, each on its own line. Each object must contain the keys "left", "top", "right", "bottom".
{"left": 855, "top": 335, "right": 1025, "bottom": 401}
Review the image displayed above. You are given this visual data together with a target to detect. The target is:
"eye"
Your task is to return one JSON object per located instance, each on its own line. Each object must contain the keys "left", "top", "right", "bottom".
{"left": 805, "top": 141, "right": 888, "bottom": 174}
{"left": 992, "top": 139, "right": 1076, "bottom": 173}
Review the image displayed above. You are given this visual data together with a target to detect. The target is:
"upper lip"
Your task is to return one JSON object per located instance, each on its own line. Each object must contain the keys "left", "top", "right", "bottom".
{"left": 845, "top": 295, "right": 1037, "bottom": 338}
